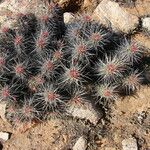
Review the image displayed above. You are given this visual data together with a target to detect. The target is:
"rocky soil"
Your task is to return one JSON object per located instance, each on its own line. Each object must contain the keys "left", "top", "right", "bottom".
{"left": 0, "top": 0, "right": 150, "bottom": 150}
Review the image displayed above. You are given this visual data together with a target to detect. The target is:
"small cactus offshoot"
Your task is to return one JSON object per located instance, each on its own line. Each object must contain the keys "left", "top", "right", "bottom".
{"left": 96, "top": 54, "right": 126, "bottom": 83}
{"left": 95, "top": 83, "right": 118, "bottom": 102}
{"left": 122, "top": 70, "right": 143, "bottom": 93}
{"left": 118, "top": 39, "right": 143, "bottom": 64}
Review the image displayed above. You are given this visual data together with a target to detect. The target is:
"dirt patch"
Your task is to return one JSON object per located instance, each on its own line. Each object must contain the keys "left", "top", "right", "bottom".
{"left": 3, "top": 120, "right": 66, "bottom": 150}
{"left": 2, "top": 117, "right": 100, "bottom": 150}
{"left": 111, "top": 86, "right": 150, "bottom": 149}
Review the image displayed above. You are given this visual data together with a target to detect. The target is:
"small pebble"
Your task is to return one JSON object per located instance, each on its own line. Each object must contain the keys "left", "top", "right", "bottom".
{"left": 0, "top": 132, "right": 10, "bottom": 141}
{"left": 122, "top": 137, "right": 138, "bottom": 150}
{"left": 73, "top": 136, "right": 87, "bottom": 150}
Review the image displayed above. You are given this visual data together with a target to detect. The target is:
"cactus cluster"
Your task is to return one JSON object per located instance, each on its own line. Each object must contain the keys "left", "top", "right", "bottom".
{"left": 0, "top": 2, "right": 148, "bottom": 126}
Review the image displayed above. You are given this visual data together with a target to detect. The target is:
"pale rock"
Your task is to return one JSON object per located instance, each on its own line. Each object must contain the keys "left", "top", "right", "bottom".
{"left": 67, "top": 102, "right": 101, "bottom": 125}
{"left": 0, "top": 0, "right": 48, "bottom": 15}
{"left": 0, "top": 102, "right": 7, "bottom": 122}
{"left": 73, "top": 137, "right": 87, "bottom": 150}
{"left": 0, "top": 0, "right": 50, "bottom": 27}
{"left": 92, "top": 0, "right": 139, "bottom": 33}
{"left": 64, "top": 12, "right": 74, "bottom": 23}
{"left": 0, "top": 132, "right": 10, "bottom": 141}
{"left": 142, "top": 17, "right": 150, "bottom": 32}
{"left": 122, "top": 138, "right": 138, "bottom": 150}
